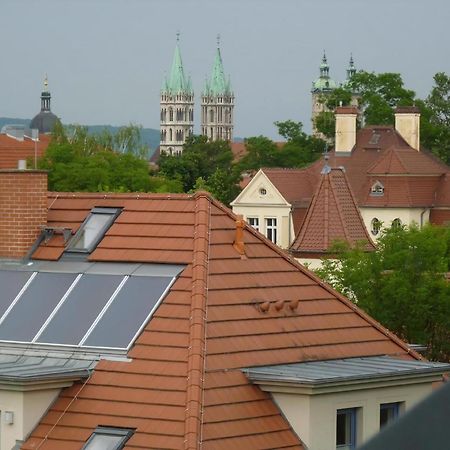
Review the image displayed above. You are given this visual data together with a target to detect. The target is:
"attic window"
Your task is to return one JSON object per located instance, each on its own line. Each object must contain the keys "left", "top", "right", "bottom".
{"left": 66, "top": 207, "right": 121, "bottom": 253}
{"left": 259, "top": 188, "right": 267, "bottom": 195}
{"left": 370, "top": 181, "right": 384, "bottom": 196}
{"left": 369, "top": 132, "right": 381, "bottom": 145}
{"left": 82, "top": 427, "right": 134, "bottom": 450}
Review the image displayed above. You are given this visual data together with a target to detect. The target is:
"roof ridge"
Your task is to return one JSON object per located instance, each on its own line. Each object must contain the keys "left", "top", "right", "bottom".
{"left": 47, "top": 192, "right": 196, "bottom": 200}
{"left": 329, "top": 171, "right": 352, "bottom": 244}
{"left": 184, "top": 192, "right": 211, "bottom": 450}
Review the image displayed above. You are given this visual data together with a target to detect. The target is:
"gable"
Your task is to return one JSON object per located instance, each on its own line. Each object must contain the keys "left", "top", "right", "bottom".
{"left": 231, "top": 170, "right": 291, "bottom": 206}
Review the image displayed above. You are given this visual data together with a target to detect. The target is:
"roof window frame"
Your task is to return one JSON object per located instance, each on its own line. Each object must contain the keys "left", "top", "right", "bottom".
{"left": 81, "top": 426, "right": 134, "bottom": 450}
{"left": 370, "top": 181, "right": 384, "bottom": 196}
{"left": 66, "top": 207, "right": 122, "bottom": 254}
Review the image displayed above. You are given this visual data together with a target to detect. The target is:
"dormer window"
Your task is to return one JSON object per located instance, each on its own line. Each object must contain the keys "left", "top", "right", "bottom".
{"left": 370, "top": 181, "right": 384, "bottom": 196}
{"left": 66, "top": 207, "right": 121, "bottom": 253}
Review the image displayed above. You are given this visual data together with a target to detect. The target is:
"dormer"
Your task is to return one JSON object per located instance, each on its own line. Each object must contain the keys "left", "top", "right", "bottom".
{"left": 370, "top": 181, "right": 384, "bottom": 196}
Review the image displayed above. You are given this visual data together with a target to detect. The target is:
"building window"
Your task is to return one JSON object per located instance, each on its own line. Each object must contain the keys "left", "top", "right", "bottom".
{"left": 370, "top": 181, "right": 384, "bottom": 196}
{"left": 265, "top": 218, "right": 277, "bottom": 244}
{"left": 380, "top": 402, "right": 400, "bottom": 428}
{"left": 247, "top": 217, "right": 259, "bottom": 231}
{"left": 336, "top": 408, "right": 357, "bottom": 450}
{"left": 259, "top": 188, "right": 267, "bottom": 195}
{"left": 391, "top": 218, "right": 402, "bottom": 230}
{"left": 371, "top": 218, "right": 381, "bottom": 236}
{"left": 82, "top": 427, "right": 134, "bottom": 450}
{"left": 67, "top": 208, "right": 121, "bottom": 253}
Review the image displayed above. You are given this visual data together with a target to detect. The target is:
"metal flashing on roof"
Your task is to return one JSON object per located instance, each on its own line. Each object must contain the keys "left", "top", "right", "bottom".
{"left": 245, "top": 356, "right": 450, "bottom": 387}
{"left": 0, "top": 354, "right": 97, "bottom": 383}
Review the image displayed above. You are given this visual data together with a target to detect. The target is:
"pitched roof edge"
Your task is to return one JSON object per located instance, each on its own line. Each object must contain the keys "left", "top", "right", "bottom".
{"left": 339, "top": 169, "right": 377, "bottom": 250}
{"left": 210, "top": 195, "right": 421, "bottom": 362}
{"left": 184, "top": 192, "right": 211, "bottom": 450}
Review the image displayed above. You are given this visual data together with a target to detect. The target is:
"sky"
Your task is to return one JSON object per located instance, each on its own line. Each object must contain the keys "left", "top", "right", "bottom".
{"left": 1, "top": 0, "right": 449, "bottom": 140}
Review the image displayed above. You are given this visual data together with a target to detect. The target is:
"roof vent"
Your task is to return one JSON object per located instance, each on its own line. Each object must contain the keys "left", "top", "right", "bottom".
{"left": 233, "top": 215, "right": 246, "bottom": 257}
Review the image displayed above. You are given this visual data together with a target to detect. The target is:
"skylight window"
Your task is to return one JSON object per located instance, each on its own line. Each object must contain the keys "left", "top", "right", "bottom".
{"left": 82, "top": 427, "right": 134, "bottom": 450}
{"left": 370, "top": 181, "right": 384, "bottom": 196}
{"left": 67, "top": 207, "right": 121, "bottom": 253}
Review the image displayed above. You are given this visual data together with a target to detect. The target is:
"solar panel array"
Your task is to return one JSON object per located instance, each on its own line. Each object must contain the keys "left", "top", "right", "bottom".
{"left": 0, "top": 269, "right": 174, "bottom": 350}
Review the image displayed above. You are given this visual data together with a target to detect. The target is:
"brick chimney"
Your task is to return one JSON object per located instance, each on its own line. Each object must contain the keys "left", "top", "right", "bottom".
{"left": 0, "top": 170, "right": 48, "bottom": 259}
{"left": 395, "top": 106, "right": 420, "bottom": 151}
{"left": 335, "top": 106, "right": 358, "bottom": 154}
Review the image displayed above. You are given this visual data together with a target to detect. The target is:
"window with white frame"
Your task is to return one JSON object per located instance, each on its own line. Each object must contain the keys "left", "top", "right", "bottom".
{"left": 265, "top": 218, "right": 277, "bottom": 244}
{"left": 370, "top": 181, "right": 384, "bottom": 196}
{"left": 380, "top": 402, "right": 400, "bottom": 428}
{"left": 247, "top": 217, "right": 259, "bottom": 231}
{"left": 391, "top": 218, "right": 402, "bottom": 230}
{"left": 336, "top": 408, "right": 357, "bottom": 450}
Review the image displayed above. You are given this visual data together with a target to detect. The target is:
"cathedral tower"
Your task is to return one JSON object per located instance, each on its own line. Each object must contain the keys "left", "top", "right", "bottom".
{"left": 311, "top": 52, "right": 337, "bottom": 138}
{"left": 160, "top": 34, "right": 194, "bottom": 155}
{"left": 201, "top": 37, "right": 234, "bottom": 142}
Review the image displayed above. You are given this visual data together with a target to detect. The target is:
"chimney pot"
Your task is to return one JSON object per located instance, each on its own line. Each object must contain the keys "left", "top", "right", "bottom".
{"left": 233, "top": 214, "right": 246, "bottom": 256}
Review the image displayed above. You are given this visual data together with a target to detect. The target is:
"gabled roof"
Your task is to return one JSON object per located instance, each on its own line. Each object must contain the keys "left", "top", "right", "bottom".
{"left": 0, "top": 134, "right": 50, "bottom": 169}
{"left": 23, "top": 192, "right": 421, "bottom": 450}
{"left": 250, "top": 126, "right": 450, "bottom": 214}
{"left": 290, "top": 167, "right": 375, "bottom": 256}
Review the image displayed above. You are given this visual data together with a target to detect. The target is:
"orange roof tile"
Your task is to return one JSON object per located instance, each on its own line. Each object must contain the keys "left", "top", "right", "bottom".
{"left": 23, "top": 191, "right": 421, "bottom": 450}
{"left": 0, "top": 134, "right": 50, "bottom": 169}
{"left": 290, "top": 168, "right": 375, "bottom": 256}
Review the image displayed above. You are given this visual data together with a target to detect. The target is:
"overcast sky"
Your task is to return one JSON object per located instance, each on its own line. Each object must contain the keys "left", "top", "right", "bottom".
{"left": 1, "top": 0, "right": 449, "bottom": 139}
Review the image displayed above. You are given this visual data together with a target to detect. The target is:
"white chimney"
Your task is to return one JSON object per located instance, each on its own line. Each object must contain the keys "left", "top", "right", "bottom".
{"left": 395, "top": 106, "right": 420, "bottom": 151}
{"left": 335, "top": 106, "right": 358, "bottom": 154}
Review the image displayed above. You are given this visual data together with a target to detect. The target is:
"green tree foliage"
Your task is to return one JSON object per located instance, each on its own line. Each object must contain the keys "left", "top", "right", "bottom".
{"left": 316, "top": 224, "right": 450, "bottom": 361}
{"left": 275, "top": 120, "right": 327, "bottom": 167}
{"left": 236, "top": 136, "right": 279, "bottom": 171}
{"left": 158, "top": 135, "right": 240, "bottom": 205}
{"left": 314, "top": 71, "right": 450, "bottom": 164}
{"left": 421, "top": 72, "right": 450, "bottom": 164}
{"left": 38, "top": 123, "right": 182, "bottom": 193}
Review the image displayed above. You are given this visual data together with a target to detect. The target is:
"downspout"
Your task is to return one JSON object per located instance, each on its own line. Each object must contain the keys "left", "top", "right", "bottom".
{"left": 420, "top": 208, "right": 430, "bottom": 228}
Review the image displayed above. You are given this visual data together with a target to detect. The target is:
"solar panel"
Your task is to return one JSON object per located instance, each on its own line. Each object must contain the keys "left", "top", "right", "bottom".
{"left": 0, "top": 272, "right": 78, "bottom": 342}
{"left": 36, "top": 274, "right": 124, "bottom": 346}
{"left": 0, "top": 270, "right": 33, "bottom": 318}
{"left": 82, "top": 276, "right": 172, "bottom": 349}
{"left": 0, "top": 264, "right": 181, "bottom": 352}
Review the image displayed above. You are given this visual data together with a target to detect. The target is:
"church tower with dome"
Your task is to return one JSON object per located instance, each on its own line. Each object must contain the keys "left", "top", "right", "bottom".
{"left": 311, "top": 52, "right": 338, "bottom": 138}
{"left": 159, "top": 34, "right": 194, "bottom": 155}
{"left": 30, "top": 75, "right": 59, "bottom": 134}
{"left": 201, "top": 36, "right": 234, "bottom": 142}
{"left": 311, "top": 53, "right": 359, "bottom": 140}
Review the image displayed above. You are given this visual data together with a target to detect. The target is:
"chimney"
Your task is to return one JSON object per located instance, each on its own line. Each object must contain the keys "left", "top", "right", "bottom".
{"left": 395, "top": 106, "right": 420, "bottom": 151}
{"left": 335, "top": 106, "right": 358, "bottom": 154}
{"left": 0, "top": 170, "right": 48, "bottom": 259}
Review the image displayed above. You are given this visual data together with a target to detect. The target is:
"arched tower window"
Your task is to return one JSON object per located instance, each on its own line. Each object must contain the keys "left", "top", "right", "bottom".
{"left": 169, "top": 108, "right": 173, "bottom": 122}
{"left": 169, "top": 128, "right": 173, "bottom": 141}
{"left": 209, "top": 109, "right": 214, "bottom": 123}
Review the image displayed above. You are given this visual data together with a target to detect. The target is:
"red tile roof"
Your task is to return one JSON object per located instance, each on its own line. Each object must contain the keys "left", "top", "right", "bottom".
{"left": 0, "top": 134, "right": 50, "bottom": 169}
{"left": 254, "top": 126, "right": 449, "bottom": 225}
{"left": 290, "top": 168, "right": 375, "bottom": 256}
{"left": 23, "top": 192, "right": 420, "bottom": 450}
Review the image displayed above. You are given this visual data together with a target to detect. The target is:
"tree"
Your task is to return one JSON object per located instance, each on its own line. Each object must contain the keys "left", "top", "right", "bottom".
{"left": 275, "top": 120, "right": 326, "bottom": 167}
{"left": 158, "top": 135, "right": 241, "bottom": 205}
{"left": 421, "top": 72, "right": 450, "bottom": 164}
{"left": 236, "top": 136, "right": 279, "bottom": 172}
{"left": 38, "top": 123, "right": 182, "bottom": 193}
{"left": 316, "top": 224, "right": 450, "bottom": 361}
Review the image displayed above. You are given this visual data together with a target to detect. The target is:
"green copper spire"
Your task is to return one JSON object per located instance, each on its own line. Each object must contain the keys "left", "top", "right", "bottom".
{"left": 204, "top": 35, "right": 232, "bottom": 96}
{"left": 162, "top": 34, "right": 192, "bottom": 95}
{"left": 346, "top": 54, "right": 356, "bottom": 80}
{"left": 312, "top": 51, "right": 337, "bottom": 92}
